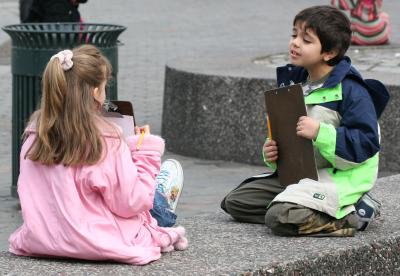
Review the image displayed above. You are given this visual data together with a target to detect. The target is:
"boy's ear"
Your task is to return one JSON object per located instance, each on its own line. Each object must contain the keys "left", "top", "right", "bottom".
{"left": 322, "top": 50, "right": 338, "bottom": 63}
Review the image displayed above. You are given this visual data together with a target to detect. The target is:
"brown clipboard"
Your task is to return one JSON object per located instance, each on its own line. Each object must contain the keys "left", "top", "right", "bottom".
{"left": 102, "top": 101, "right": 136, "bottom": 125}
{"left": 264, "top": 84, "right": 318, "bottom": 186}
{"left": 102, "top": 101, "right": 136, "bottom": 137}
{"left": 110, "top": 101, "right": 136, "bottom": 125}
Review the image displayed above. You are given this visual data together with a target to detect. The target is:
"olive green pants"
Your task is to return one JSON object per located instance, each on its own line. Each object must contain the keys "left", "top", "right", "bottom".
{"left": 221, "top": 175, "right": 357, "bottom": 237}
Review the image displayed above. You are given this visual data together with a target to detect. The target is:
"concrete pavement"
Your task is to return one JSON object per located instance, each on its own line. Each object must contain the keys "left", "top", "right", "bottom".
{"left": 0, "top": 0, "right": 399, "bottom": 273}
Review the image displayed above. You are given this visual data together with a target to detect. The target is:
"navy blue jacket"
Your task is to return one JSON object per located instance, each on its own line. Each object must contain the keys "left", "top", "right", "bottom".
{"left": 276, "top": 57, "right": 390, "bottom": 164}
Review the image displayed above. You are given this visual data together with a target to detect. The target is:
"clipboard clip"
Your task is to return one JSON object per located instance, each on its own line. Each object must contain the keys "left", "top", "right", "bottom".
{"left": 103, "top": 100, "right": 118, "bottom": 112}
{"left": 102, "top": 100, "right": 123, "bottom": 118}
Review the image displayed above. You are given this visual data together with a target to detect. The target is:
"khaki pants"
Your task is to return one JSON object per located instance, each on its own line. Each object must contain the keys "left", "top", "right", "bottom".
{"left": 221, "top": 175, "right": 357, "bottom": 237}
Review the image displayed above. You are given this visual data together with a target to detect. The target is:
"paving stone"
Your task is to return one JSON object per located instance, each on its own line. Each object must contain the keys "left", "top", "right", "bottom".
{"left": 0, "top": 0, "right": 399, "bottom": 273}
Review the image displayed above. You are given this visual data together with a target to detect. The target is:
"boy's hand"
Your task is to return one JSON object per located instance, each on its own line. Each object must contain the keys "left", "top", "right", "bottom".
{"left": 296, "top": 116, "right": 320, "bottom": 140}
{"left": 263, "top": 139, "right": 278, "bottom": 162}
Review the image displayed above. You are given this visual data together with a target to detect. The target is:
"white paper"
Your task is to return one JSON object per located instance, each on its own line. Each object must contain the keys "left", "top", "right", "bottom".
{"left": 105, "top": 115, "right": 135, "bottom": 138}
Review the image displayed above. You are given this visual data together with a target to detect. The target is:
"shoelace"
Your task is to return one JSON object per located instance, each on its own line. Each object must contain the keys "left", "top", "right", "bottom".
{"left": 156, "top": 170, "right": 170, "bottom": 194}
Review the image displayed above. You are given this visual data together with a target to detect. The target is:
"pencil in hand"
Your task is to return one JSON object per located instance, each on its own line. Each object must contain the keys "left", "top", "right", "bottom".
{"left": 136, "top": 130, "right": 145, "bottom": 151}
{"left": 267, "top": 114, "right": 272, "bottom": 140}
{"left": 135, "top": 125, "right": 150, "bottom": 151}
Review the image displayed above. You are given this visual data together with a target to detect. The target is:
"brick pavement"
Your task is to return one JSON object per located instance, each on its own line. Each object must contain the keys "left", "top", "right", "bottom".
{"left": 0, "top": 0, "right": 399, "bottom": 254}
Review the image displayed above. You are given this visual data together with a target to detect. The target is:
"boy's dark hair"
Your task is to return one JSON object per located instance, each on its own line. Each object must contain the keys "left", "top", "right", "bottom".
{"left": 294, "top": 5, "right": 351, "bottom": 66}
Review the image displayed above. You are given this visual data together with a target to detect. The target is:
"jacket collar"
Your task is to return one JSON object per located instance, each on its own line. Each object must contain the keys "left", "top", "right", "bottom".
{"left": 275, "top": 56, "right": 390, "bottom": 118}
{"left": 276, "top": 56, "right": 352, "bottom": 88}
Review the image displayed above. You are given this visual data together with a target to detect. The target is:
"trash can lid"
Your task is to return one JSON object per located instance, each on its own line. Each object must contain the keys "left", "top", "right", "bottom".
{"left": 2, "top": 23, "right": 126, "bottom": 48}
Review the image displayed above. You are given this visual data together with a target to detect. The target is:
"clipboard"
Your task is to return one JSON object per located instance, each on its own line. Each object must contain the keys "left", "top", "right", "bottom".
{"left": 264, "top": 84, "right": 318, "bottom": 186}
{"left": 102, "top": 101, "right": 136, "bottom": 138}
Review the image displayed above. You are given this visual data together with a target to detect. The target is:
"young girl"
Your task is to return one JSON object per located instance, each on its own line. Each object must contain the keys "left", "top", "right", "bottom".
{"left": 8, "top": 45, "right": 188, "bottom": 265}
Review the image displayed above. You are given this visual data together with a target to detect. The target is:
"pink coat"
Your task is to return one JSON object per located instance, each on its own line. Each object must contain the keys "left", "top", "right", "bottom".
{"left": 9, "top": 126, "right": 175, "bottom": 265}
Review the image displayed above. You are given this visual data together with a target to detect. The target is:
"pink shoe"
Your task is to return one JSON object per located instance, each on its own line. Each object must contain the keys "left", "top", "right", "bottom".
{"left": 174, "top": 236, "right": 188, "bottom": 251}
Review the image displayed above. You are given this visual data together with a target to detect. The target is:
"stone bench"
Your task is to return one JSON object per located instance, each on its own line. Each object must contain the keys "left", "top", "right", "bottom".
{"left": 1, "top": 174, "right": 400, "bottom": 275}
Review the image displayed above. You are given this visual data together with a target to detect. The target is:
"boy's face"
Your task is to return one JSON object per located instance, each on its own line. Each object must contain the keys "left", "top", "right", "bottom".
{"left": 289, "top": 21, "right": 332, "bottom": 69}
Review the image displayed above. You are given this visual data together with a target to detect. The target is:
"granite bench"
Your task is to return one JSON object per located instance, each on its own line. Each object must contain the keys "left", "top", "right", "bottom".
{"left": 1, "top": 174, "right": 400, "bottom": 275}
{"left": 162, "top": 66, "right": 400, "bottom": 174}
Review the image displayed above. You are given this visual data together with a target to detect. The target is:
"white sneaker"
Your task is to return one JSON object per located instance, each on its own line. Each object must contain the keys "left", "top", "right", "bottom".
{"left": 155, "top": 159, "right": 184, "bottom": 212}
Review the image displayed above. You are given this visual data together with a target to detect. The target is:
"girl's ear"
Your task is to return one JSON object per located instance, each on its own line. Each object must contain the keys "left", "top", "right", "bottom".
{"left": 92, "top": 87, "right": 100, "bottom": 101}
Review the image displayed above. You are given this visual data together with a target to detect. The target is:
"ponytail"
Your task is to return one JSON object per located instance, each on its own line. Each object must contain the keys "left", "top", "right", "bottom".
{"left": 38, "top": 58, "right": 68, "bottom": 149}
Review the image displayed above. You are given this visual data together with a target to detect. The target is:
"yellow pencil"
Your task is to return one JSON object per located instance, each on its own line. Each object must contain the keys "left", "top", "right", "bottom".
{"left": 267, "top": 114, "right": 272, "bottom": 140}
{"left": 136, "top": 129, "right": 145, "bottom": 151}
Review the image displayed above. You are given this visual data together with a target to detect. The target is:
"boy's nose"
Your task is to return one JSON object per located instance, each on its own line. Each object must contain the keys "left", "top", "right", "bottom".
{"left": 291, "top": 37, "right": 300, "bottom": 47}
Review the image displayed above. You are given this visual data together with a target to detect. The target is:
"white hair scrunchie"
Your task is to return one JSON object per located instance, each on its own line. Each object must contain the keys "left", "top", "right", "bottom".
{"left": 50, "top": 50, "right": 74, "bottom": 71}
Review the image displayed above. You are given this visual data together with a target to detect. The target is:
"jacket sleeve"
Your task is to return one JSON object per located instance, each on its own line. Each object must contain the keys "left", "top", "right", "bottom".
{"left": 314, "top": 87, "right": 380, "bottom": 170}
{"left": 93, "top": 135, "right": 164, "bottom": 218}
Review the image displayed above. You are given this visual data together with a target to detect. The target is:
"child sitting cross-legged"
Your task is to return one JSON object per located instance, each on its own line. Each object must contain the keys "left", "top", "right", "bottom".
{"left": 9, "top": 45, "right": 188, "bottom": 265}
{"left": 221, "top": 5, "right": 389, "bottom": 237}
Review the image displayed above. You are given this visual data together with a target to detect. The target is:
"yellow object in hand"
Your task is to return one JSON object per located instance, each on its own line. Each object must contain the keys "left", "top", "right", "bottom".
{"left": 136, "top": 129, "right": 145, "bottom": 151}
{"left": 267, "top": 114, "right": 272, "bottom": 140}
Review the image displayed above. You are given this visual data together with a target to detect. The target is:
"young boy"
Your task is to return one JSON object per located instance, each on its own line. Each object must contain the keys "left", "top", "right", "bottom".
{"left": 221, "top": 5, "right": 389, "bottom": 237}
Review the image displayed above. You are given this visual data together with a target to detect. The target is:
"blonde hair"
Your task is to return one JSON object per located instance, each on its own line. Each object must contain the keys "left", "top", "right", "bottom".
{"left": 26, "top": 45, "right": 113, "bottom": 166}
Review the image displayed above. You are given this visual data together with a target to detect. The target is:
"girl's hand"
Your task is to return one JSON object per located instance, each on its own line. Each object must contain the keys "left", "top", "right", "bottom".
{"left": 296, "top": 116, "right": 320, "bottom": 140}
{"left": 263, "top": 139, "right": 278, "bottom": 162}
{"left": 135, "top": 125, "right": 150, "bottom": 135}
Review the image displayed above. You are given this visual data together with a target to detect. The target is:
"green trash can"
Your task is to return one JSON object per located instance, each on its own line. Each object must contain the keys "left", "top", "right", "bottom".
{"left": 2, "top": 23, "right": 126, "bottom": 197}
